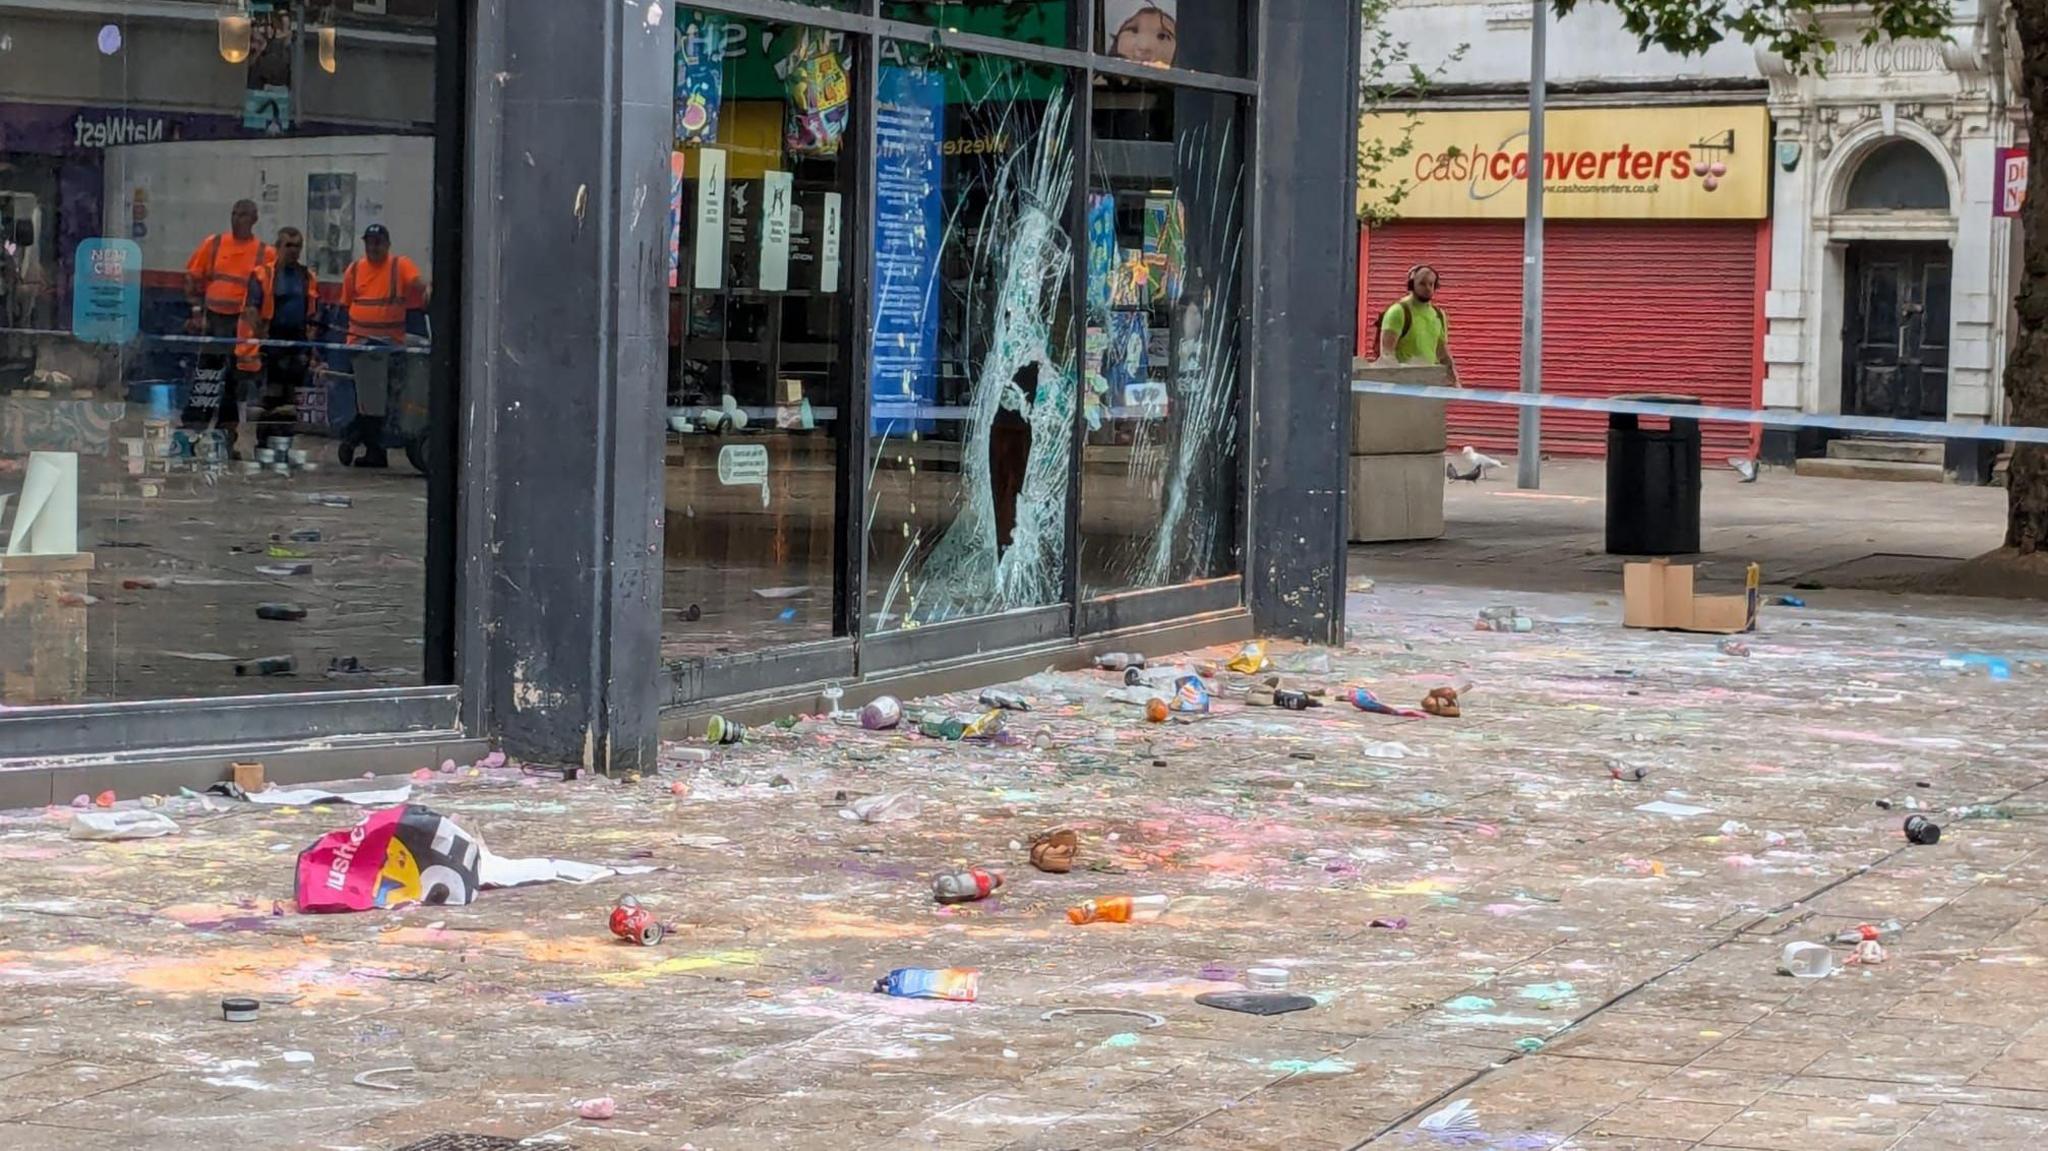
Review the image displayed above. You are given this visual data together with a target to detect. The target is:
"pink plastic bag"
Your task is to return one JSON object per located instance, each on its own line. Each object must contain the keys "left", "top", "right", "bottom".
{"left": 294, "top": 804, "right": 482, "bottom": 913}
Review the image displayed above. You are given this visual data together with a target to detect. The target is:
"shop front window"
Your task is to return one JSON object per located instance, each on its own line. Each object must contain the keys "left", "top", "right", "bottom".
{"left": 1096, "top": 1, "right": 1247, "bottom": 75}
{"left": 885, "top": 1, "right": 1074, "bottom": 47}
{"left": 864, "top": 46, "right": 1076, "bottom": 631}
{"left": 665, "top": 10, "right": 857, "bottom": 663}
{"left": 0, "top": 1, "right": 447, "bottom": 706}
{"left": 1080, "top": 79, "right": 1244, "bottom": 597}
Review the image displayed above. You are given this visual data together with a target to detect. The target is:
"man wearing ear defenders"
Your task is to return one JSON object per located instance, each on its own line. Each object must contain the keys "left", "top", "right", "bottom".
{"left": 1377, "top": 264, "right": 1459, "bottom": 384}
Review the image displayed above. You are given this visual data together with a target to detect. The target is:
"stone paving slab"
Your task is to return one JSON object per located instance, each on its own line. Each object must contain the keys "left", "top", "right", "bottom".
{"left": 2, "top": 579, "right": 2047, "bottom": 1149}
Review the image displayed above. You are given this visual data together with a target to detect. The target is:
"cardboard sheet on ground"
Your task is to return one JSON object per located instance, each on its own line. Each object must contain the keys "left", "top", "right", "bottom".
{"left": 295, "top": 803, "right": 623, "bottom": 913}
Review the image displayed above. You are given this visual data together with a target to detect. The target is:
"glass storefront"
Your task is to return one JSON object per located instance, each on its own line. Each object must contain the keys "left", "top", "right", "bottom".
{"left": 0, "top": 0, "right": 450, "bottom": 707}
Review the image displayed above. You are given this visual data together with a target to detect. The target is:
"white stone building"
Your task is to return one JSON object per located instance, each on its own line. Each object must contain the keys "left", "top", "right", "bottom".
{"left": 1373, "top": 0, "right": 2024, "bottom": 478}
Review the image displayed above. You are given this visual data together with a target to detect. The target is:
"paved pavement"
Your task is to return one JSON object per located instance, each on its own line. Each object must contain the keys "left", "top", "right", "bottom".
{"left": 2, "top": 577, "right": 2046, "bottom": 1149}
{"left": 1356, "top": 459, "right": 2014, "bottom": 599}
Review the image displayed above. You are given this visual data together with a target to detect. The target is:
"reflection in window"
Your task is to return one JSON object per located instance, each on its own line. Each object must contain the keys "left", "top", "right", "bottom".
{"left": 865, "top": 48, "right": 1075, "bottom": 631}
{"left": 0, "top": 2, "right": 443, "bottom": 705}
{"left": 665, "top": 11, "right": 855, "bottom": 662}
{"left": 1844, "top": 140, "right": 1950, "bottom": 212}
{"left": 1097, "top": 1, "right": 1247, "bottom": 75}
{"left": 885, "top": 1, "right": 1074, "bottom": 48}
{"left": 1080, "top": 80, "right": 1243, "bottom": 597}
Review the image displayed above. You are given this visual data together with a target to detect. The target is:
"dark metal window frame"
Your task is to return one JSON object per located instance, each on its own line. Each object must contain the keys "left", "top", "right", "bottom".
{"left": 665, "top": 0, "right": 1259, "bottom": 700}
{"left": 4, "top": 0, "right": 471, "bottom": 760}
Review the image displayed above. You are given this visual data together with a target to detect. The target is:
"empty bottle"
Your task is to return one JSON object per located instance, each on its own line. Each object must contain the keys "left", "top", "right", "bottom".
{"left": 1095, "top": 652, "right": 1145, "bottom": 671}
{"left": 932, "top": 869, "right": 1005, "bottom": 904}
{"left": 873, "top": 967, "right": 980, "bottom": 1001}
{"left": 1273, "top": 689, "right": 1317, "bottom": 711}
{"left": 978, "top": 689, "right": 1032, "bottom": 712}
{"left": 1067, "top": 894, "right": 1170, "bottom": 925}
{"left": 919, "top": 715, "right": 969, "bottom": 741}
{"left": 1834, "top": 919, "right": 1903, "bottom": 945}
{"left": 860, "top": 695, "right": 902, "bottom": 730}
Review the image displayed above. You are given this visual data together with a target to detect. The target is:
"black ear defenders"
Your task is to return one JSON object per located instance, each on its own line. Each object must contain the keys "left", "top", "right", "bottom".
{"left": 1406, "top": 264, "right": 1439, "bottom": 291}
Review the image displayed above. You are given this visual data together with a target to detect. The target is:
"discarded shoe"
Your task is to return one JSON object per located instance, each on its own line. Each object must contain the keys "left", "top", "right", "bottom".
{"left": 1030, "top": 828, "right": 1078, "bottom": 874}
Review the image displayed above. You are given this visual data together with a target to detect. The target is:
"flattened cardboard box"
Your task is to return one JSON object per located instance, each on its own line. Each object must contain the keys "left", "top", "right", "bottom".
{"left": 1623, "top": 559, "right": 1760, "bottom": 634}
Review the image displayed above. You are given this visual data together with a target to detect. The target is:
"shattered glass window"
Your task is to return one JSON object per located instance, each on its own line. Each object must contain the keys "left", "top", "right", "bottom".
{"left": 864, "top": 46, "right": 1077, "bottom": 631}
{"left": 663, "top": 11, "right": 857, "bottom": 661}
{"left": 1097, "top": 1, "right": 1248, "bottom": 76}
{"left": 885, "top": 0, "right": 1075, "bottom": 48}
{"left": 1080, "top": 79, "right": 1243, "bottom": 597}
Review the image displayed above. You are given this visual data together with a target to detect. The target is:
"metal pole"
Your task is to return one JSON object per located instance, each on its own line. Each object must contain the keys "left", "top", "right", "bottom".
{"left": 1516, "top": 0, "right": 1545, "bottom": 489}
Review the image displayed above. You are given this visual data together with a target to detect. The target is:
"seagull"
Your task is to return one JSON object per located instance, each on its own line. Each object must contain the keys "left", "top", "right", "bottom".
{"left": 1446, "top": 445, "right": 1502, "bottom": 482}
{"left": 1728, "top": 456, "right": 1759, "bottom": 483}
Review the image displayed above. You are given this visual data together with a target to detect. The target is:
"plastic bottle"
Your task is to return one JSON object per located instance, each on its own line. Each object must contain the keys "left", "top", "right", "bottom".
{"left": 859, "top": 695, "right": 902, "bottom": 730}
{"left": 932, "top": 869, "right": 1005, "bottom": 904}
{"left": 919, "top": 715, "right": 969, "bottom": 741}
{"left": 1067, "top": 894, "right": 1170, "bottom": 925}
{"left": 873, "top": 967, "right": 980, "bottom": 1001}
{"left": 1095, "top": 652, "right": 1145, "bottom": 671}
{"left": 978, "top": 689, "right": 1032, "bottom": 711}
{"left": 1834, "top": 919, "right": 1903, "bottom": 945}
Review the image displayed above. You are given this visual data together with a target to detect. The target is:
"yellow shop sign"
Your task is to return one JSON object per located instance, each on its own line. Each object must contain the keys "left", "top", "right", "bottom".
{"left": 1362, "top": 105, "right": 1770, "bottom": 220}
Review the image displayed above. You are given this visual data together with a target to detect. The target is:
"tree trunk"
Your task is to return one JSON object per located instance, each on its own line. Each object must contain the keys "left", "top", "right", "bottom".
{"left": 2007, "top": 0, "right": 2048, "bottom": 552}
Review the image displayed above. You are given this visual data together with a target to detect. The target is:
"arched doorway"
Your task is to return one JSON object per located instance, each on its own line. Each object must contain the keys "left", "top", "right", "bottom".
{"left": 1839, "top": 139, "right": 1953, "bottom": 421}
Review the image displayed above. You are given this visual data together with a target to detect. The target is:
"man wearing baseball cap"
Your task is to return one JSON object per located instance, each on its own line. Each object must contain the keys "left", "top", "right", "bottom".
{"left": 338, "top": 223, "right": 428, "bottom": 468}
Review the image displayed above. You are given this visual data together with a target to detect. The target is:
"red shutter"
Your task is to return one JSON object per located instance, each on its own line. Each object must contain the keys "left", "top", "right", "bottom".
{"left": 1363, "top": 220, "right": 1762, "bottom": 460}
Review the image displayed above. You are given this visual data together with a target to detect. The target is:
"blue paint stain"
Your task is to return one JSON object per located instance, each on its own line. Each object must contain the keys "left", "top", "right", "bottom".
{"left": 1101, "top": 1032, "right": 1140, "bottom": 1048}
{"left": 1267, "top": 1057, "right": 1355, "bottom": 1074}
{"left": 1445, "top": 995, "right": 1496, "bottom": 1012}
{"left": 1516, "top": 981, "right": 1578, "bottom": 1003}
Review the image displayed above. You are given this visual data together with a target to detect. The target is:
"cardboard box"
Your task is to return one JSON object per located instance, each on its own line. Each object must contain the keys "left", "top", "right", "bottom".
{"left": 1623, "top": 559, "right": 1760, "bottom": 634}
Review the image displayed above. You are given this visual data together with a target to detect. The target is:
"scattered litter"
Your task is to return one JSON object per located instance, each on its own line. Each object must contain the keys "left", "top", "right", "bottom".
{"left": 1225, "top": 642, "right": 1270, "bottom": 674}
{"left": 93, "top": 790, "right": 116, "bottom": 808}
{"left": 1514, "top": 1037, "right": 1545, "bottom": 1053}
{"left": 1610, "top": 762, "right": 1650, "bottom": 782}
{"left": 221, "top": 997, "right": 260, "bottom": 1022}
{"left": 1095, "top": 651, "right": 1145, "bottom": 671}
{"left": 255, "top": 562, "right": 313, "bottom": 577}
{"left": 1030, "top": 828, "right": 1078, "bottom": 873}
{"left": 977, "top": 689, "right": 1031, "bottom": 712}
{"left": 232, "top": 761, "right": 267, "bottom": 792}
{"left": 1635, "top": 800, "right": 1711, "bottom": 818}
{"left": 1774, "top": 594, "right": 1806, "bottom": 608}
{"left": 1362, "top": 741, "right": 1414, "bottom": 760}
{"left": 1625, "top": 560, "right": 1761, "bottom": 633}
{"left": 1195, "top": 991, "right": 1314, "bottom": 1016}
{"left": 1903, "top": 815, "right": 1942, "bottom": 845}
{"left": 1779, "top": 941, "right": 1834, "bottom": 979}
{"left": 1475, "top": 605, "right": 1532, "bottom": 633}
{"left": 69, "top": 810, "right": 177, "bottom": 840}
{"left": 1145, "top": 698, "right": 1169, "bottom": 723}
{"left": 860, "top": 688, "right": 901, "bottom": 725}
{"left": 307, "top": 493, "right": 352, "bottom": 507}
{"left": 1245, "top": 966, "right": 1289, "bottom": 990}
{"left": 351, "top": 1066, "right": 414, "bottom": 1092}
{"left": 1847, "top": 940, "right": 1887, "bottom": 966}
{"left": 1172, "top": 676, "right": 1212, "bottom": 714}
{"left": 248, "top": 783, "right": 412, "bottom": 807}
{"left": 235, "top": 655, "right": 296, "bottom": 677}
{"left": 1420, "top": 685, "right": 1462, "bottom": 717}
{"left": 1273, "top": 688, "right": 1319, "bottom": 711}
{"left": 706, "top": 715, "right": 747, "bottom": 744}
{"left": 608, "top": 895, "right": 664, "bottom": 946}
{"left": 1941, "top": 653, "right": 2014, "bottom": 680}
{"left": 1718, "top": 638, "right": 1751, "bottom": 657}
{"left": 1351, "top": 687, "right": 1425, "bottom": 717}
{"left": 1369, "top": 916, "right": 1408, "bottom": 930}
{"left": 874, "top": 967, "right": 979, "bottom": 1001}
{"left": 841, "top": 793, "right": 922, "bottom": 823}
{"left": 1418, "top": 1099, "right": 1480, "bottom": 1134}
{"left": 1039, "top": 1006, "right": 1165, "bottom": 1027}
{"left": 1953, "top": 803, "right": 2017, "bottom": 820}
{"left": 1067, "top": 894, "right": 1169, "bottom": 925}
{"left": 295, "top": 804, "right": 622, "bottom": 913}
{"left": 933, "top": 869, "right": 1004, "bottom": 905}
{"left": 256, "top": 602, "right": 308, "bottom": 621}
{"left": 573, "top": 1097, "right": 616, "bottom": 1120}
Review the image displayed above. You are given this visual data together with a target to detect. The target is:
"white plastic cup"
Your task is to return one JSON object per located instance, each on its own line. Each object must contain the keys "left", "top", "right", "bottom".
{"left": 1779, "top": 941, "right": 1834, "bottom": 979}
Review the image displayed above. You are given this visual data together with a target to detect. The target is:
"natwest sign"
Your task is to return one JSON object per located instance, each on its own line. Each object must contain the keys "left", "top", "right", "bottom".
{"left": 1361, "top": 105, "right": 1770, "bottom": 221}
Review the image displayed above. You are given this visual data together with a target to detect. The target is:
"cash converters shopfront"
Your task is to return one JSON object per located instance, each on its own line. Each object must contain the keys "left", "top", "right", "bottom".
{"left": 0, "top": 0, "right": 1361, "bottom": 791}
{"left": 1358, "top": 103, "right": 1772, "bottom": 460}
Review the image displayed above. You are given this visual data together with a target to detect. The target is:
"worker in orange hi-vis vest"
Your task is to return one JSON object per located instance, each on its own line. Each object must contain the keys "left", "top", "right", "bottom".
{"left": 337, "top": 223, "right": 428, "bottom": 468}
{"left": 239, "top": 227, "right": 321, "bottom": 444}
{"left": 182, "top": 199, "right": 275, "bottom": 451}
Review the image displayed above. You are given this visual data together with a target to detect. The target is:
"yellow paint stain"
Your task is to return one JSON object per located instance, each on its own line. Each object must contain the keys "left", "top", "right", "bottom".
{"left": 1367, "top": 878, "right": 1457, "bottom": 897}
{"left": 595, "top": 950, "right": 761, "bottom": 984}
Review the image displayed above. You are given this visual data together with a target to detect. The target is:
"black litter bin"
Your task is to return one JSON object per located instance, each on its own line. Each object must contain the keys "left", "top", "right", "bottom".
{"left": 1605, "top": 394, "right": 1701, "bottom": 555}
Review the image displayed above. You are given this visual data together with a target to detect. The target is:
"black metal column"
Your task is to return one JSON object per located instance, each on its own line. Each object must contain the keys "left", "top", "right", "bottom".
{"left": 462, "top": 1, "right": 670, "bottom": 773}
{"left": 1247, "top": 0, "right": 1361, "bottom": 644}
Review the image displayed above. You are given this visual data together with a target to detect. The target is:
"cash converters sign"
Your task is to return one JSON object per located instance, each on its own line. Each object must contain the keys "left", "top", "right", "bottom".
{"left": 1362, "top": 105, "right": 1770, "bottom": 221}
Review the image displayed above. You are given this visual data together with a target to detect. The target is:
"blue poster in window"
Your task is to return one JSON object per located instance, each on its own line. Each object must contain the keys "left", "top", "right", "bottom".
{"left": 869, "top": 65, "right": 944, "bottom": 434}
{"left": 72, "top": 238, "right": 141, "bottom": 344}
{"left": 1086, "top": 192, "right": 1116, "bottom": 323}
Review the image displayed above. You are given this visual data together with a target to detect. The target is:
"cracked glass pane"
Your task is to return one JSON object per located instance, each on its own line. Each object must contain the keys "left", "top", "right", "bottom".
{"left": 885, "top": 1, "right": 1074, "bottom": 48}
{"left": 1080, "top": 79, "right": 1243, "bottom": 597}
{"left": 864, "top": 46, "right": 1075, "bottom": 632}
